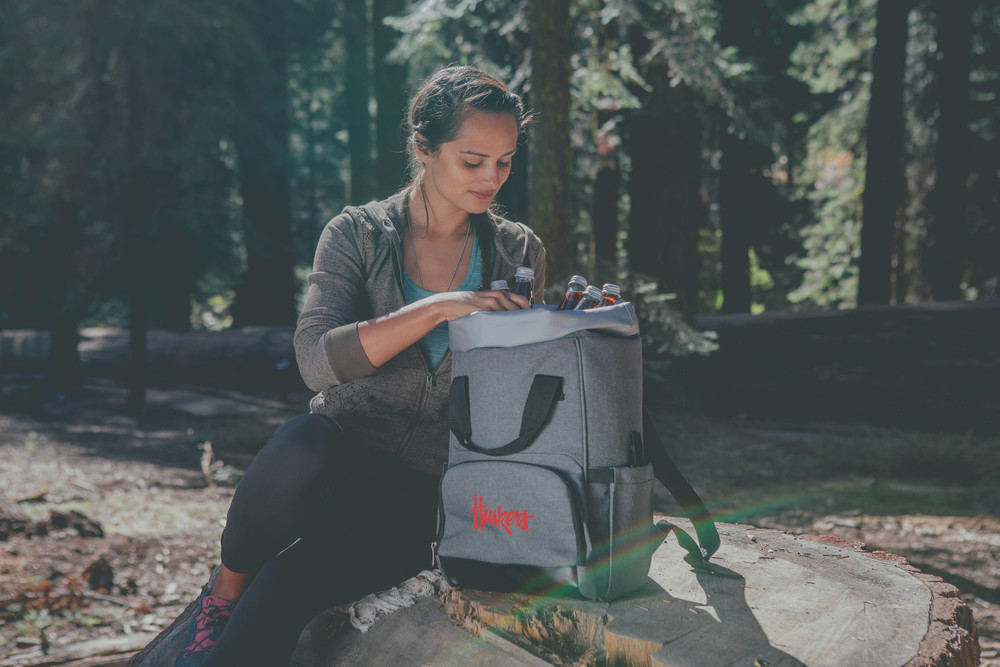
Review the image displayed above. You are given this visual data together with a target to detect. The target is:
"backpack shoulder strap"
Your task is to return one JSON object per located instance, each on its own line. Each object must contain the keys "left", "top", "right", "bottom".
{"left": 642, "top": 406, "right": 721, "bottom": 569}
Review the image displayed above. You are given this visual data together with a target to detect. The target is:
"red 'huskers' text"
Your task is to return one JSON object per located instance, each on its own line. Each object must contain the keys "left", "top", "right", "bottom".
{"left": 470, "top": 494, "right": 533, "bottom": 535}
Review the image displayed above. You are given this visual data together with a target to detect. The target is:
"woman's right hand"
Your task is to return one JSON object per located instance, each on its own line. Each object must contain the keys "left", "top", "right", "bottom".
{"left": 357, "top": 289, "right": 529, "bottom": 368}
{"left": 426, "top": 289, "right": 530, "bottom": 322}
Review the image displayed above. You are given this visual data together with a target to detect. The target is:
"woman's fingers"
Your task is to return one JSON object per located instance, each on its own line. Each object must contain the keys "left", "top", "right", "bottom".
{"left": 489, "top": 291, "right": 529, "bottom": 310}
{"left": 474, "top": 290, "right": 530, "bottom": 311}
{"left": 431, "top": 290, "right": 530, "bottom": 320}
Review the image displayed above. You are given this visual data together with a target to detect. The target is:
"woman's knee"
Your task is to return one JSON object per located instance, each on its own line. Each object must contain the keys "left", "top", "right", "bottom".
{"left": 263, "top": 413, "right": 344, "bottom": 469}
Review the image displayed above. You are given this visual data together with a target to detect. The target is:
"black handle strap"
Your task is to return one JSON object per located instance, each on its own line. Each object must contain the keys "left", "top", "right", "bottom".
{"left": 642, "top": 407, "right": 721, "bottom": 568}
{"left": 449, "top": 375, "right": 563, "bottom": 456}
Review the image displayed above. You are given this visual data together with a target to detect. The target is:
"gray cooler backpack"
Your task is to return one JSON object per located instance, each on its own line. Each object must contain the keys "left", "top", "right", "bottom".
{"left": 434, "top": 302, "right": 720, "bottom": 602}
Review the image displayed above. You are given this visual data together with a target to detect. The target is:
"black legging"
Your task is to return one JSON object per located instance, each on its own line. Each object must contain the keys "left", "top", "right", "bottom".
{"left": 203, "top": 414, "right": 440, "bottom": 667}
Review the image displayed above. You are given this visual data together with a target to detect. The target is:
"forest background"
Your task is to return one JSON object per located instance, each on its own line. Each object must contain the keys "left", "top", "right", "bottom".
{"left": 0, "top": 0, "right": 998, "bottom": 412}
{"left": 1, "top": 1, "right": 999, "bottom": 661}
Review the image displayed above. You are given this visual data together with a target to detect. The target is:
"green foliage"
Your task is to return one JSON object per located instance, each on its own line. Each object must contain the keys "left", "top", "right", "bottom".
{"left": 787, "top": 124, "right": 866, "bottom": 309}
{"left": 785, "top": 0, "right": 876, "bottom": 309}
{"left": 0, "top": 0, "right": 253, "bottom": 331}
{"left": 2, "top": 0, "right": 1000, "bottom": 344}
{"left": 963, "top": 3, "right": 1000, "bottom": 297}
{"left": 288, "top": 27, "right": 348, "bottom": 258}
{"left": 617, "top": 275, "right": 718, "bottom": 382}
{"left": 385, "top": 0, "right": 530, "bottom": 86}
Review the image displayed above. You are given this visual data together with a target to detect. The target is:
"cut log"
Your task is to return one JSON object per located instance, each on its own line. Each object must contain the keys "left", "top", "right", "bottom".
{"left": 440, "top": 520, "right": 980, "bottom": 667}
{"left": 298, "top": 598, "right": 552, "bottom": 666}
{"left": 47, "top": 521, "right": 980, "bottom": 666}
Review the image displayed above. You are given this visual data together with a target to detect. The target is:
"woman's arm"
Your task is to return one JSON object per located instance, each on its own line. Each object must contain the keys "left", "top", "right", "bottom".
{"left": 294, "top": 213, "right": 370, "bottom": 391}
{"left": 356, "top": 289, "right": 527, "bottom": 368}
{"left": 295, "top": 211, "right": 530, "bottom": 390}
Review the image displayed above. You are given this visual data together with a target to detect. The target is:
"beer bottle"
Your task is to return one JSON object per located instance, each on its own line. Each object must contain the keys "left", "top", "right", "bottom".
{"left": 510, "top": 267, "right": 534, "bottom": 304}
{"left": 574, "top": 285, "right": 604, "bottom": 310}
{"left": 557, "top": 275, "right": 589, "bottom": 310}
{"left": 601, "top": 283, "right": 622, "bottom": 306}
{"left": 489, "top": 279, "right": 510, "bottom": 292}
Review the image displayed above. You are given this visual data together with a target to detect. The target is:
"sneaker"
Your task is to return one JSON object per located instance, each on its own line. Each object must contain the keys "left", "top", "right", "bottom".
{"left": 173, "top": 593, "right": 235, "bottom": 666}
{"left": 129, "top": 566, "right": 221, "bottom": 667}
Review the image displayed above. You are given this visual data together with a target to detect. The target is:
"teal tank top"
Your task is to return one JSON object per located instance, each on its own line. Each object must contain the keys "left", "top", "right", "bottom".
{"left": 403, "top": 229, "right": 482, "bottom": 369}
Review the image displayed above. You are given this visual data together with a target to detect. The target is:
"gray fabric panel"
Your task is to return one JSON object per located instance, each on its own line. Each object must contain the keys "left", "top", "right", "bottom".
{"left": 448, "top": 302, "right": 639, "bottom": 352}
{"left": 604, "top": 464, "right": 656, "bottom": 600}
{"left": 581, "top": 464, "right": 655, "bottom": 601}
{"left": 448, "top": 335, "right": 587, "bottom": 473}
{"left": 444, "top": 307, "right": 649, "bottom": 601}
{"left": 437, "top": 461, "right": 582, "bottom": 568}
{"left": 577, "top": 333, "right": 644, "bottom": 468}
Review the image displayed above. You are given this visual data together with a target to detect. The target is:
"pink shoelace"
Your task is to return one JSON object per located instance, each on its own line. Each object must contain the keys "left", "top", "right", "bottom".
{"left": 183, "top": 594, "right": 233, "bottom": 656}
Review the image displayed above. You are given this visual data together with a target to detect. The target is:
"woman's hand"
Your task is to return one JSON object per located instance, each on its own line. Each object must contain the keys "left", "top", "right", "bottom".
{"left": 425, "top": 289, "right": 530, "bottom": 321}
{"left": 357, "top": 289, "right": 529, "bottom": 368}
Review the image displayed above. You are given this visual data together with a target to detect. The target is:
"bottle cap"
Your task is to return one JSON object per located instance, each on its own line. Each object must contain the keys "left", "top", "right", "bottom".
{"left": 514, "top": 267, "right": 534, "bottom": 280}
{"left": 584, "top": 285, "right": 603, "bottom": 300}
{"left": 489, "top": 280, "right": 510, "bottom": 291}
{"left": 602, "top": 283, "right": 621, "bottom": 296}
{"left": 569, "top": 275, "right": 589, "bottom": 288}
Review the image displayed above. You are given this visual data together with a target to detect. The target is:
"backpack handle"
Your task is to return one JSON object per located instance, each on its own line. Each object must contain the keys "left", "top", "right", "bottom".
{"left": 448, "top": 374, "right": 563, "bottom": 456}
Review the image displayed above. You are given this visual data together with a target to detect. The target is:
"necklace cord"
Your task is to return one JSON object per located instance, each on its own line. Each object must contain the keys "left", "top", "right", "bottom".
{"left": 408, "top": 180, "right": 472, "bottom": 292}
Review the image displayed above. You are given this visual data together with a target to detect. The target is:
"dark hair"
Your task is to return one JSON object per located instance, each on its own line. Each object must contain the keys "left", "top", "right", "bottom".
{"left": 406, "top": 65, "right": 532, "bottom": 178}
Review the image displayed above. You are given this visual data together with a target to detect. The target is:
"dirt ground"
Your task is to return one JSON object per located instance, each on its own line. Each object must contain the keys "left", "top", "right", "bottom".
{"left": 1, "top": 378, "right": 997, "bottom": 665}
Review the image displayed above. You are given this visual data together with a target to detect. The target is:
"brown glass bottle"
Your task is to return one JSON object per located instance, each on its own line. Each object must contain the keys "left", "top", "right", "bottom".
{"left": 573, "top": 285, "right": 604, "bottom": 310}
{"left": 601, "top": 283, "right": 622, "bottom": 306}
{"left": 557, "top": 275, "right": 589, "bottom": 310}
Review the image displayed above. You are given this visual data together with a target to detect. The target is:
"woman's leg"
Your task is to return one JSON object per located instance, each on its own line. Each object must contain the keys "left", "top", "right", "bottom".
{"left": 219, "top": 413, "right": 346, "bottom": 577}
{"left": 171, "top": 414, "right": 346, "bottom": 665}
{"left": 202, "top": 444, "right": 439, "bottom": 666}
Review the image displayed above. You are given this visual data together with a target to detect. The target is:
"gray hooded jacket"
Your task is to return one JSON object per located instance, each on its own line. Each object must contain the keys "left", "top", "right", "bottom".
{"left": 294, "top": 191, "right": 547, "bottom": 476}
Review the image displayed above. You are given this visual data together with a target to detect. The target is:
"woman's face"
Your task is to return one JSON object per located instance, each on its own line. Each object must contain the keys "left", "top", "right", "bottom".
{"left": 420, "top": 110, "right": 519, "bottom": 218}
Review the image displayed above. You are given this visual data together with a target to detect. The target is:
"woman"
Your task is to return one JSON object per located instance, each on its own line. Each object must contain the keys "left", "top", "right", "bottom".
{"left": 131, "top": 65, "right": 545, "bottom": 667}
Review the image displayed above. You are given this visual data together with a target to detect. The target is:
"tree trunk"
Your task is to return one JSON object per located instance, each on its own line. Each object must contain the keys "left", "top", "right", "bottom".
{"left": 528, "top": 0, "right": 573, "bottom": 286}
{"left": 625, "top": 64, "right": 704, "bottom": 323}
{"left": 124, "top": 0, "right": 147, "bottom": 414}
{"left": 373, "top": 0, "right": 409, "bottom": 196}
{"left": 150, "top": 172, "right": 195, "bottom": 332}
{"left": 48, "top": 173, "right": 83, "bottom": 393}
{"left": 717, "top": 0, "right": 757, "bottom": 315}
{"left": 857, "top": 0, "right": 910, "bottom": 307}
{"left": 925, "top": 0, "right": 973, "bottom": 302}
{"left": 495, "top": 131, "right": 530, "bottom": 226}
{"left": 719, "top": 133, "right": 753, "bottom": 314}
{"left": 591, "top": 109, "right": 621, "bottom": 278}
{"left": 589, "top": 4, "right": 621, "bottom": 279}
{"left": 232, "top": 0, "right": 297, "bottom": 326}
{"left": 343, "top": 0, "right": 375, "bottom": 204}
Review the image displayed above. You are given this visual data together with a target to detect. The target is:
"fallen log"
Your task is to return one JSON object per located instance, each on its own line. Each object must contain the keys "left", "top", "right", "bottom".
{"left": 0, "top": 633, "right": 156, "bottom": 667}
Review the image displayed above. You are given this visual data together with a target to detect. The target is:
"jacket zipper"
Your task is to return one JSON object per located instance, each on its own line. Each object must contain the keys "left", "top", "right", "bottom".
{"left": 395, "top": 370, "right": 434, "bottom": 456}
{"left": 385, "top": 205, "right": 426, "bottom": 457}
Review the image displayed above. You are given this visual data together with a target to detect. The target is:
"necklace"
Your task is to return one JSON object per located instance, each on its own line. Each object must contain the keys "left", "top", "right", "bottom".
{"left": 407, "top": 182, "right": 473, "bottom": 292}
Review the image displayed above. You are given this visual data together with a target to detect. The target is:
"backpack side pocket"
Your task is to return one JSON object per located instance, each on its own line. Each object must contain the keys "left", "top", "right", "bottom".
{"left": 581, "top": 463, "right": 658, "bottom": 601}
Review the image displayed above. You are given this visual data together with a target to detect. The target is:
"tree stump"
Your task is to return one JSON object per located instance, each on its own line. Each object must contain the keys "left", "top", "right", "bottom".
{"left": 440, "top": 519, "right": 980, "bottom": 666}
{"left": 301, "top": 519, "right": 979, "bottom": 666}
